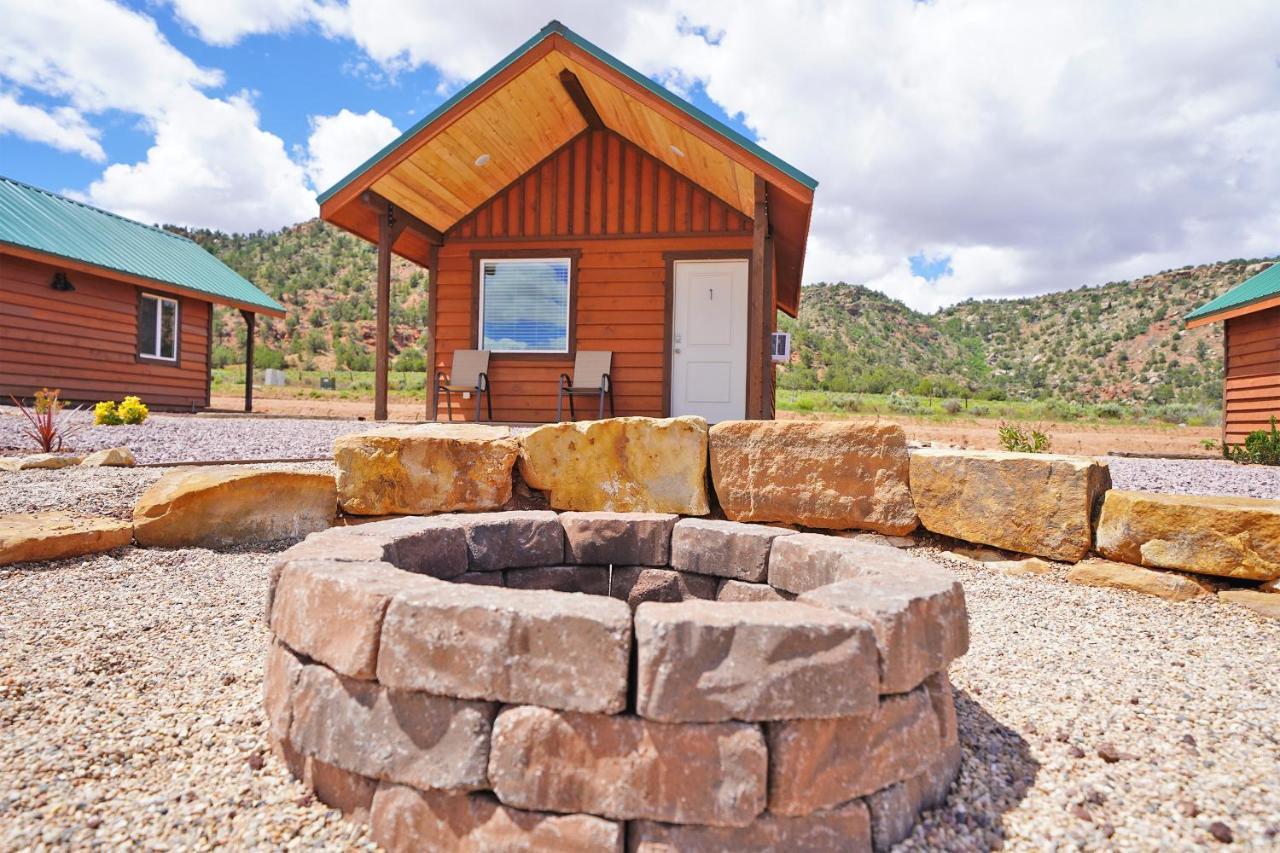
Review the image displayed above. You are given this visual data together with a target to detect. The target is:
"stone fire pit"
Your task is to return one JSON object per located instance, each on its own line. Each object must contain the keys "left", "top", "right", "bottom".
{"left": 263, "top": 512, "right": 969, "bottom": 852}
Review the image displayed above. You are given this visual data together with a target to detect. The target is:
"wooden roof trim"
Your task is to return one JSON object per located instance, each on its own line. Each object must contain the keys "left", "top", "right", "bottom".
{"left": 318, "top": 36, "right": 557, "bottom": 217}
{"left": 1185, "top": 292, "right": 1280, "bottom": 328}
{"left": 548, "top": 33, "right": 815, "bottom": 206}
{"left": 1, "top": 244, "right": 286, "bottom": 317}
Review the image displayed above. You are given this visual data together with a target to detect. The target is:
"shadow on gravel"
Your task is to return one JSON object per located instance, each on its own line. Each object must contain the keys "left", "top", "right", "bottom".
{"left": 915, "top": 688, "right": 1040, "bottom": 850}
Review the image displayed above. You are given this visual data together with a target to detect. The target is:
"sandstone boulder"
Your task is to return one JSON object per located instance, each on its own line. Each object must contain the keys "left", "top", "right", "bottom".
{"left": 910, "top": 449, "right": 1111, "bottom": 562}
{"left": 133, "top": 467, "right": 335, "bottom": 547}
{"left": 487, "top": 705, "right": 767, "bottom": 827}
{"left": 629, "top": 800, "right": 871, "bottom": 852}
{"left": 80, "top": 447, "right": 136, "bottom": 467}
{"left": 370, "top": 784, "right": 622, "bottom": 853}
{"left": 334, "top": 424, "right": 518, "bottom": 516}
{"left": 0, "top": 512, "right": 132, "bottom": 566}
{"left": 1218, "top": 589, "right": 1280, "bottom": 620}
{"left": 1066, "top": 558, "right": 1214, "bottom": 601}
{"left": 377, "top": 582, "right": 632, "bottom": 713}
{"left": 768, "top": 686, "right": 942, "bottom": 816}
{"left": 634, "top": 600, "right": 879, "bottom": 722}
{"left": 709, "top": 420, "right": 917, "bottom": 534}
{"left": 289, "top": 663, "right": 495, "bottom": 791}
{"left": 0, "top": 453, "right": 81, "bottom": 471}
{"left": 1095, "top": 490, "right": 1280, "bottom": 581}
{"left": 518, "top": 417, "right": 709, "bottom": 514}
{"left": 671, "top": 518, "right": 796, "bottom": 582}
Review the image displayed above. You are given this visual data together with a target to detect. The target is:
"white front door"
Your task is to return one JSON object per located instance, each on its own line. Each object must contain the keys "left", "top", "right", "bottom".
{"left": 671, "top": 259, "right": 749, "bottom": 422}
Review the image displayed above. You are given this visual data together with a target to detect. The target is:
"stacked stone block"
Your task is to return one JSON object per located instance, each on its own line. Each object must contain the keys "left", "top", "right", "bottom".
{"left": 264, "top": 513, "right": 969, "bottom": 852}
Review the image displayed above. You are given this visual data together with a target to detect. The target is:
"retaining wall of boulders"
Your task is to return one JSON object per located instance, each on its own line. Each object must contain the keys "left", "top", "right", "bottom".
{"left": 265, "top": 512, "right": 968, "bottom": 852}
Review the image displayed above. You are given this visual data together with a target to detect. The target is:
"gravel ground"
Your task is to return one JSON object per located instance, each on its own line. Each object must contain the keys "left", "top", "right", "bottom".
{"left": 0, "top": 463, "right": 335, "bottom": 521}
{"left": 1104, "top": 456, "right": 1280, "bottom": 500}
{"left": 0, "top": 545, "right": 372, "bottom": 851}
{"left": 2, "top": 541, "right": 1277, "bottom": 850}
{"left": 0, "top": 408, "right": 371, "bottom": 465}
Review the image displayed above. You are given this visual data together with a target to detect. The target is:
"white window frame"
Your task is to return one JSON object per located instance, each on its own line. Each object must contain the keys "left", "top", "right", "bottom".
{"left": 477, "top": 257, "right": 572, "bottom": 355}
{"left": 139, "top": 292, "right": 179, "bottom": 362}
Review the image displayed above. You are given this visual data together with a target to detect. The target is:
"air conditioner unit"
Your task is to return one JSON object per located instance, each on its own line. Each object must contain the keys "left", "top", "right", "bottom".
{"left": 770, "top": 331, "right": 791, "bottom": 363}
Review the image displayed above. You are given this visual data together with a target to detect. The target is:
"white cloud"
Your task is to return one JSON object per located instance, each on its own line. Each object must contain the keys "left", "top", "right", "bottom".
{"left": 0, "top": 0, "right": 314, "bottom": 232}
{"left": 0, "top": 94, "right": 105, "bottom": 161}
{"left": 8, "top": 0, "right": 1280, "bottom": 305}
{"left": 302, "top": 108, "right": 400, "bottom": 194}
{"left": 0, "top": 0, "right": 221, "bottom": 117}
{"left": 168, "top": 0, "right": 322, "bottom": 46}
{"left": 82, "top": 94, "right": 316, "bottom": 231}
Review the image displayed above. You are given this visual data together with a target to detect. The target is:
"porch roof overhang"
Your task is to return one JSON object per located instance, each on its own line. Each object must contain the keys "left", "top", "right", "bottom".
{"left": 316, "top": 20, "right": 815, "bottom": 316}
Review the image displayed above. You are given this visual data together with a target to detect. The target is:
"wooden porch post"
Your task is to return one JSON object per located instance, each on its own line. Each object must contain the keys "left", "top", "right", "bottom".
{"left": 424, "top": 242, "right": 440, "bottom": 421}
{"left": 375, "top": 208, "right": 393, "bottom": 421}
{"left": 748, "top": 175, "right": 771, "bottom": 419}
{"left": 241, "top": 309, "right": 255, "bottom": 413}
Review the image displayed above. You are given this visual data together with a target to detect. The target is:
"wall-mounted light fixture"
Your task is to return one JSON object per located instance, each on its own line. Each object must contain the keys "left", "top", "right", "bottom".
{"left": 51, "top": 272, "right": 74, "bottom": 292}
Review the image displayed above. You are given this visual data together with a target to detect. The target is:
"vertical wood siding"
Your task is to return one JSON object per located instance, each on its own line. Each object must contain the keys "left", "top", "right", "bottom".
{"left": 430, "top": 130, "right": 756, "bottom": 422}
{"left": 1224, "top": 307, "right": 1280, "bottom": 445}
{"left": 1, "top": 252, "right": 211, "bottom": 409}
{"left": 449, "top": 129, "right": 752, "bottom": 243}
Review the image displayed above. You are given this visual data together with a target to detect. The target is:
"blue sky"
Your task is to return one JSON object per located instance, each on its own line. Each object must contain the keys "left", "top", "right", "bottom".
{"left": 3, "top": 1, "right": 1280, "bottom": 311}
{"left": 0, "top": 4, "right": 755, "bottom": 208}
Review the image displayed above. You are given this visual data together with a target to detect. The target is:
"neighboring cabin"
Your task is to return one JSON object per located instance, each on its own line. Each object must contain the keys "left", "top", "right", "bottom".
{"left": 1187, "top": 264, "right": 1280, "bottom": 445}
{"left": 0, "top": 176, "right": 282, "bottom": 411}
{"left": 318, "top": 20, "right": 817, "bottom": 423}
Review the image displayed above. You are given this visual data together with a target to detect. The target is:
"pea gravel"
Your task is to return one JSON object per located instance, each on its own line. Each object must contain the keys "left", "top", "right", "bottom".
{"left": 2, "top": 417, "right": 1278, "bottom": 849}
{"left": 2, "top": 538, "right": 1277, "bottom": 850}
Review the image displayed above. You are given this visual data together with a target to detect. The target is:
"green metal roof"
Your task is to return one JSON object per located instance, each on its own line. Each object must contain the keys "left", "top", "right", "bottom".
{"left": 316, "top": 20, "right": 818, "bottom": 207}
{"left": 0, "top": 176, "right": 283, "bottom": 314}
{"left": 1186, "top": 260, "right": 1280, "bottom": 322}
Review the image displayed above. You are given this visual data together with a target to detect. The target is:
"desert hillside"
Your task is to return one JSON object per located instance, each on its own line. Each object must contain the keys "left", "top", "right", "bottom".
{"left": 177, "top": 220, "right": 1265, "bottom": 407}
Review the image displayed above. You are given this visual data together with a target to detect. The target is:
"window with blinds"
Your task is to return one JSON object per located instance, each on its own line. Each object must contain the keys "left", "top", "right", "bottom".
{"left": 479, "top": 258, "right": 571, "bottom": 353}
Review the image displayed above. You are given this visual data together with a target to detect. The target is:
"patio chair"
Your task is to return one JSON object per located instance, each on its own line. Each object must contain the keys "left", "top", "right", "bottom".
{"left": 557, "top": 350, "right": 614, "bottom": 421}
{"left": 433, "top": 349, "right": 492, "bottom": 422}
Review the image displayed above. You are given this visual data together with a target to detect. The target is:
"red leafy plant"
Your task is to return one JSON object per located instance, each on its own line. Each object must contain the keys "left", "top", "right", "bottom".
{"left": 9, "top": 388, "right": 84, "bottom": 453}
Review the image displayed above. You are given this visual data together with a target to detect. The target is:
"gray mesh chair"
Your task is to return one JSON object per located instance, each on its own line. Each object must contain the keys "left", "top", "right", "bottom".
{"left": 557, "top": 350, "right": 614, "bottom": 421}
{"left": 433, "top": 349, "right": 492, "bottom": 422}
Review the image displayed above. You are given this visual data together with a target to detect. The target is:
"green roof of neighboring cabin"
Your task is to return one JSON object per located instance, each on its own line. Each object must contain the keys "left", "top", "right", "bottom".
{"left": 316, "top": 20, "right": 818, "bottom": 206}
{"left": 0, "top": 176, "right": 283, "bottom": 315}
{"left": 1186, "top": 260, "right": 1280, "bottom": 322}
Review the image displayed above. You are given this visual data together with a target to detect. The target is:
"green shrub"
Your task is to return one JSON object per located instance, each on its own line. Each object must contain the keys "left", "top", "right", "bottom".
{"left": 94, "top": 400, "right": 122, "bottom": 426}
{"left": 1228, "top": 417, "right": 1280, "bottom": 465}
{"left": 997, "top": 421, "right": 1051, "bottom": 453}
{"left": 117, "top": 396, "right": 149, "bottom": 425}
{"left": 394, "top": 348, "right": 427, "bottom": 372}
{"left": 253, "top": 346, "right": 287, "bottom": 370}
{"left": 941, "top": 399, "right": 962, "bottom": 415}
{"left": 210, "top": 344, "right": 240, "bottom": 369}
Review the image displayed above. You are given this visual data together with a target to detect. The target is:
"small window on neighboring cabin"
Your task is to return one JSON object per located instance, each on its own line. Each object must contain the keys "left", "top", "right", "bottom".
{"left": 139, "top": 293, "right": 179, "bottom": 361}
{"left": 479, "top": 258, "right": 570, "bottom": 353}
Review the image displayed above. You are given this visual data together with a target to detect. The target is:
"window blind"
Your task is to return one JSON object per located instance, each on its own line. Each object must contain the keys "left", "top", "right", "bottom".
{"left": 480, "top": 258, "right": 570, "bottom": 353}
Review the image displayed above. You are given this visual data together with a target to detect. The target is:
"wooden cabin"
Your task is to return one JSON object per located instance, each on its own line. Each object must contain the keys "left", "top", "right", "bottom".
{"left": 0, "top": 176, "right": 282, "bottom": 411}
{"left": 318, "top": 20, "right": 816, "bottom": 423}
{"left": 1186, "top": 263, "right": 1280, "bottom": 445}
